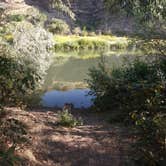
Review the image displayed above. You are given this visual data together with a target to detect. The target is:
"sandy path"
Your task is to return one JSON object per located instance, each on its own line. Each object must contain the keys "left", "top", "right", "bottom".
{"left": 6, "top": 107, "right": 134, "bottom": 166}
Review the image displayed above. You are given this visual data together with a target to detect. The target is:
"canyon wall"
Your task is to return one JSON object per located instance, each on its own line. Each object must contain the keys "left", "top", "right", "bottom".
{"left": 0, "top": 0, "right": 139, "bottom": 35}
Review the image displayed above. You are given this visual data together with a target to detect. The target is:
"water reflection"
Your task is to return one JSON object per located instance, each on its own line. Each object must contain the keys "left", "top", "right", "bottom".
{"left": 43, "top": 54, "right": 127, "bottom": 90}
{"left": 42, "top": 89, "right": 94, "bottom": 108}
{"left": 41, "top": 51, "right": 141, "bottom": 108}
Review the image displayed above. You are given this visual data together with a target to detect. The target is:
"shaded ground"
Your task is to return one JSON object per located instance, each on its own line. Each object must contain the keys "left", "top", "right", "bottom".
{"left": 6, "top": 107, "right": 135, "bottom": 166}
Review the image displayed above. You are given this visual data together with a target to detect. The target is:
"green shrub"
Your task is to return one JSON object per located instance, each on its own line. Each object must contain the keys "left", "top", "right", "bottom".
{"left": 54, "top": 38, "right": 109, "bottom": 51}
{"left": 0, "top": 46, "right": 40, "bottom": 105}
{"left": 13, "top": 24, "right": 53, "bottom": 87}
{"left": 47, "top": 18, "right": 70, "bottom": 34}
{"left": 58, "top": 110, "right": 83, "bottom": 127}
{"left": 0, "top": 24, "right": 53, "bottom": 105}
{"left": 82, "top": 26, "right": 88, "bottom": 36}
{"left": 26, "top": 8, "right": 47, "bottom": 25}
{"left": 88, "top": 56, "right": 166, "bottom": 112}
{"left": 77, "top": 39, "right": 107, "bottom": 50}
{"left": 131, "top": 110, "right": 166, "bottom": 165}
{"left": 7, "top": 14, "right": 25, "bottom": 22}
{"left": 72, "top": 27, "right": 82, "bottom": 35}
{"left": 87, "top": 55, "right": 166, "bottom": 165}
{"left": 0, "top": 146, "right": 20, "bottom": 166}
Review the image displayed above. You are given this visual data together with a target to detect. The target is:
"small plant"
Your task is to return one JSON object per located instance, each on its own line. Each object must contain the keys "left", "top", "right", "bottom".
{"left": 82, "top": 26, "right": 88, "bottom": 36}
{"left": 26, "top": 8, "right": 47, "bottom": 25}
{"left": 0, "top": 146, "right": 20, "bottom": 166}
{"left": 47, "top": 18, "right": 70, "bottom": 34}
{"left": 4, "top": 34, "right": 14, "bottom": 44}
{"left": 7, "top": 14, "right": 25, "bottom": 22}
{"left": 72, "top": 27, "right": 82, "bottom": 35}
{"left": 58, "top": 110, "right": 83, "bottom": 127}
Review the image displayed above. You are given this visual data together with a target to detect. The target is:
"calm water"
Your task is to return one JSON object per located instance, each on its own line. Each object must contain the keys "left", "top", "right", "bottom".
{"left": 42, "top": 89, "right": 94, "bottom": 108}
{"left": 43, "top": 54, "right": 127, "bottom": 88}
{"left": 41, "top": 51, "right": 140, "bottom": 108}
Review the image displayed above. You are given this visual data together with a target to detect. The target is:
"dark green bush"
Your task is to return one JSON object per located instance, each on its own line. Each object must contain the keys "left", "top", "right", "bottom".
{"left": 0, "top": 24, "right": 53, "bottom": 106}
{"left": 0, "top": 146, "right": 20, "bottom": 166}
{"left": 88, "top": 56, "right": 166, "bottom": 112}
{"left": 0, "top": 45, "right": 41, "bottom": 106}
{"left": 131, "top": 110, "right": 166, "bottom": 165}
{"left": 7, "top": 14, "right": 25, "bottom": 22}
{"left": 87, "top": 55, "right": 166, "bottom": 165}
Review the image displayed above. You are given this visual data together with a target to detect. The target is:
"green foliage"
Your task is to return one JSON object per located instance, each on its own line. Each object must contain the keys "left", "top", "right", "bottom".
{"left": 47, "top": 18, "right": 70, "bottom": 34}
{"left": 0, "top": 18, "right": 53, "bottom": 106}
{"left": 104, "top": 0, "right": 166, "bottom": 22}
{"left": 0, "top": 146, "right": 20, "bottom": 166}
{"left": 82, "top": 26, "right": 88, "bottom": 36}
{"left": 88, "top": 55, "right": 166, "bottom": 111}
{"left": 104, "top": 0, "right": 122, "bottom": 13}
{"left": 54, "top": 39, "right": 107, "bottom": 51}
{"left": 26, "top": 8, "right": 47, "bottom": 25}
{"left": 54, "top": 37, "right": 127, "bottom": 51}
{"left": 76, "top": 39, "right": 107, "bottom": 50}
{"left": 72, "top": 27, "right": 82, "bottom": 35}
{"left": 131, "top": 111, "right": 166, "bottom": 165}
{"left": 7, "top": 14, "right": 25, "bottom": 22}
{"left": 0, "top": 45, "right": 41, "bottom": 105}
{"left": 0, "top": 8, "right": 52, "bottom": 166}
{"left": 87, "top": 55, "right": 166, "bottom": 165}
{"left": 58, "top": 110, "right": 83, "bottom": 127}
{"left": 13, "top": 24, "right": 53, "bottom": 87}
{"left": 3, "top": 34, "right": 14, "bottom": 44}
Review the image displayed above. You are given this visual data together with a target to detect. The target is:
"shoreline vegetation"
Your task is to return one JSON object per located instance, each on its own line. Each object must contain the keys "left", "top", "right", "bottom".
{"left": 54, "top": 35, "right": 128, "bottom": 51}
{"left": 53, "top": 35, "right": 166, "bottom": 55}
{"left": 45, "top": 81, "right": 88, "bottom": 91}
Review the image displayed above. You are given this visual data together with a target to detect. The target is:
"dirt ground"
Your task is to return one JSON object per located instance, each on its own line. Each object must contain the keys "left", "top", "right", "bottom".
{"left": 6, "top": 107, "right": 135, "bottom": 166}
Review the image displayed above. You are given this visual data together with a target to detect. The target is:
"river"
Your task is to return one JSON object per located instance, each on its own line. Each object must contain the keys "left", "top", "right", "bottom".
{"left": 41, "top": 50, "right": 141, "bottom": 108}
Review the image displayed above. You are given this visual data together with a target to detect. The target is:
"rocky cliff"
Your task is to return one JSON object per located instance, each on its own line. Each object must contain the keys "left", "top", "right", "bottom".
{"left": 0, "top": 0, "right": 140, "bottom": 35}
{"left": 28, "top": 0, "right": 136, "bottom": 34}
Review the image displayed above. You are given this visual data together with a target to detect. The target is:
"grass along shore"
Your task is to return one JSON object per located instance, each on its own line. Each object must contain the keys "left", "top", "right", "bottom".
{"left": 54, "top": 35, "right": 129, "bottom": 51}
{"left": 53, "top": 35, "right": 166, "bottom": 55}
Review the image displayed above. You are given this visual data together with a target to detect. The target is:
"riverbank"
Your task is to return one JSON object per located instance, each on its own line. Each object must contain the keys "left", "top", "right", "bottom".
{"left": 54, "top": 35, "right": 129, "bottom": 52}
{"left": 53, "top": 35, "right": 166, "bottom": 55}
{"left": 4, "top": 107, "right": 135, "bottom": 166}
